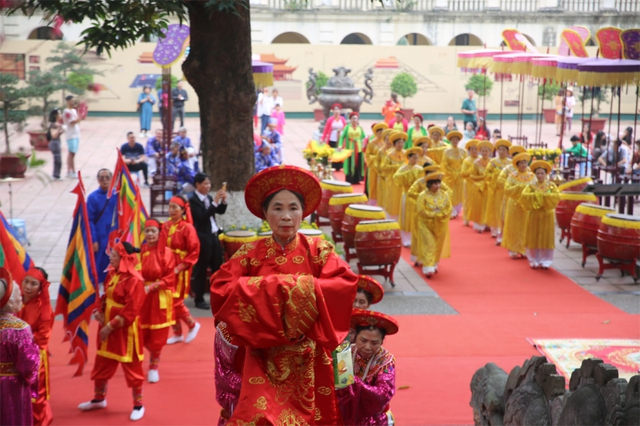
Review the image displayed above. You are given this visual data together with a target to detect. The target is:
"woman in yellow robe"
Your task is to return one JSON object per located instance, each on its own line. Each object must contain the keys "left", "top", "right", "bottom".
{"left": 467, "top": 141, "right": 493, "bottom": 232}
{"left": 461, "top": 139, "right": 479, "bottom": 226}
{"left": 378, "top": 132, "right": 407, "bottom": 218}
{"left": 483, "top": 139, "right": 512, "bottom": 241}
{"left": 408, "top": 165, "right": 451, "bottom": 265}
{"left": 365, "top": 123, "right": 388, "bottom": 204}
{"left": 519, "top": 160, "right": 560, "bottom": 269}
{"left": 426, "top": 126, "right": 447, "bottom": 164}
{"left": 415, "top": 137, "right": 433, "bottom": 168}
{"left": 393, "top": 147, "right": 423, "bottom": 246}
{"left": 502, "top": 152, "right": 535, "bottom": 259}
{"left": 416, "top": 171, "right": 452, "bottom": 277}
{"left": 496, "top": 145, "right": 526, "bottom": 243}
{"left": 375, "top": 129, "right": 394, "bottom": 209}
{"left": 441, "top": 131, "right": 466, "bottom": 219}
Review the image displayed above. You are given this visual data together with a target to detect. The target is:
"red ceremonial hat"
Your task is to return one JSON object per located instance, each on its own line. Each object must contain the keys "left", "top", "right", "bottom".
{"left": 244, "top": 165, "right": 321, "bottom": 220}
{"left": 169, "top": 196, "right": 193, "bottom": 224}
{"left": 412, "top": 113, "right": 424, "bottom": 122}
{"left": 394, "top": 108, "right": 404, "bottom": 116}
{"left": 145, "top": 219, "right": 161, "bottom": 229}
{"left": 349, "top": 111, "right": 359, "bottom": 119}
{"left": 357, "top": 275, "right": 384, "bottom": 305}
{"left": 331, "top": 103, "right": 342, "bottom": 110}
{"left": 0, "top": 267, "right": 14, "bottom": 310}
{"left": 24, "top": 267, "right": 52, "bottom": 322}
{"left": 112, "top": 242, "right": 144, "bottom": 282}
{"left": 350, "top": 308, "right": 399, "bottom": 335}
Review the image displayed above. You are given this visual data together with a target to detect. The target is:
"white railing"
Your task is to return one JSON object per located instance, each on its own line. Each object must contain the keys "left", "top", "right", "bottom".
{"left": 447, "top": 0, "right": 486, "bottom": 11}
{"left": 500, "top": 0, "right": 538, "bottom": 11}
{"left": 614, "top": 0, "right": 639, "bottom": 12}
{"left": 561, "top": 0, "right": 600, "bottom": 12}
{"left": 258, "top": 0, "right": 434, "bottom": 11}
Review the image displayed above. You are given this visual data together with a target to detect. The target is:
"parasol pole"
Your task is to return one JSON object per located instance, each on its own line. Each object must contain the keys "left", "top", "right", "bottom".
{"left": 558, "top": 82, "right": 566, "bottom": 150}
{"left": 615, "top": 86, "right": 622, "bottom": 182}
{"left": 634, "top": 86, "right": 639, "bottom": 150}
{"left": 606, "top": 86, "right": 615, "bottom": 184}
{"left": 500, "top": 73, "right": 504, "bottom": 132}
{"left": 536, "top": 79, "right": 544, "bottom": 144}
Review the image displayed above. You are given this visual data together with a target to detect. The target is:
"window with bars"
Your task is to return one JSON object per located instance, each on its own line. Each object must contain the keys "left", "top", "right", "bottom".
{"left": 0, "top": 54, "right": 26, "bottom": 79}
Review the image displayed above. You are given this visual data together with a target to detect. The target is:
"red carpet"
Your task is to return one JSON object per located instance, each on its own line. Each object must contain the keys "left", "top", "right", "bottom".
{"left": 48, "top": 191, "right": 639, "bottom": 425}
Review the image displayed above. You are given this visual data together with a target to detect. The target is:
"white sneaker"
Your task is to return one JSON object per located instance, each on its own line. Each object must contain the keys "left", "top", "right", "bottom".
{"left": 130, "top": 406, "right": 145, "bottom": 421}
{"left": 185, "top": 322, "right": 201, "bottom": 344}
{"left": 139, "top": 132, "right": 145, "bottom": 139}
{"left": 78, "top": 399, "right": 107, "bottom": 411}
{"left": 147, "top": 369, "right": 159, "bottom": 383}
{"left": 166, "top": 335, "right": 183, "bottom": 345}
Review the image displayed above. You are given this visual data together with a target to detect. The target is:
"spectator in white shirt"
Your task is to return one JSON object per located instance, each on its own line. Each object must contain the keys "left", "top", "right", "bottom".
{"left": 62, "top": 95, "right": 81, "bottom": 179}
{"left": 257, "top": 87, "right": 273, "bottom": 133}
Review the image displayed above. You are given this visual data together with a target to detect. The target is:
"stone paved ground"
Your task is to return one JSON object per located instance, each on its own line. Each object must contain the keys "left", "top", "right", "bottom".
{"left": 1, "top": 115, "right": 638, "bottom": 315}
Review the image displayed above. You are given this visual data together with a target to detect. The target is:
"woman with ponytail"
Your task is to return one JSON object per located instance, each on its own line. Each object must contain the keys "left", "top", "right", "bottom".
{"left": 18, "top": 267, "right": 54, "bottom": 425}
{"left": 78, "top": 242, "right": 147, "bottom": 421}
{"left": 160, "top": 196, "right": 201, "bottom": 345}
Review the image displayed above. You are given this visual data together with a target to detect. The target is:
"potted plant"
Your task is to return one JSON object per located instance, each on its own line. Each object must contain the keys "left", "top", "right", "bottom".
{"left": 25, "top": 69, "right": 66, "bottom": 151}
{"left": 0, "top": 72, "right": 30, "bottom": 178}
{"left": 465, "top": 73, "right": 493, "bottom": 120}
{"left": 537, "top": 80, "right": 560, "bottom": 123}
{"left": 390, "top": 72, "right": 418, "bottom": 117}
{"left": 308, "top": 71, "right": 329, "bottom": 121}
{"left": 579, "top": 87, "right": 609, "bottom": 132}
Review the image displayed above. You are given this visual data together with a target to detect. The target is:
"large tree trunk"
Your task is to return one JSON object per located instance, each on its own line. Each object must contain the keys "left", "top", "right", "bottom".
{"left": 183, "top": 1, "right": 255, "bottom": 192}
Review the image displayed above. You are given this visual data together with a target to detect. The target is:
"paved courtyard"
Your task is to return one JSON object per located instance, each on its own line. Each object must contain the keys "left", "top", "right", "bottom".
{"left": 1, "top": 114, "right": 638, "bottom": 315}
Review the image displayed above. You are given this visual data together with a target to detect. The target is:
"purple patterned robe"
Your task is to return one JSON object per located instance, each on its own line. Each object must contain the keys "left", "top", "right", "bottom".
{"left": 336, "top": 345, "right": 396, "bottom": 426}
{"left": 214, "top": 323, "right": 242, "bottom": 426}
{"left": 0, "top": 312, "right": 40, "bottom": 426}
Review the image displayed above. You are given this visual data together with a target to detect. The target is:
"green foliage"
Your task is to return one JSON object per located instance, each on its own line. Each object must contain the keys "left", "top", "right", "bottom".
{"left": 67, "top": 72, "right": 94, "bottom": 93}
{"left": 306, "top": 71, "right": 329, "bottom": 97}
{"left": 579, "top": 87, "right": 609, "bottom": 115}
{"left": 0, "top": 73, "right": 29, "bottom": 154}
{"left": 155, "top": 74, "right": 180, "bottom": 91}
{"left": 17, "top": 149, "right": 46, "bottom": 168}
{"left": 537, "top": 81, "right": 560, "bottom": 101}
{"left": 25, "top": 69, "right": 66, "bottom": 130}
{"left": 465, "top": 74, "right": 493, "bottom": 98}
{"left": 390, "top": 72, "right": 418, "bottom": 104}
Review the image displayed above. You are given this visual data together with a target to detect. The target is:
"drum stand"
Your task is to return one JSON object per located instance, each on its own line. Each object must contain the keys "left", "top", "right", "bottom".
{"left": 595, "top": 254, "right": 638, "bottom": 283}
{"left": 580, "top": 243, "right": 598, "bottom": 268}
{"left": 559, "top": 226, "right": 572, "bottom": 248}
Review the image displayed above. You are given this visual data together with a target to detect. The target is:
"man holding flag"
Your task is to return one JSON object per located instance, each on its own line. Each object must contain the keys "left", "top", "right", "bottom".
{"left": 87, "top": 169, "right": 117, "bottom": 284}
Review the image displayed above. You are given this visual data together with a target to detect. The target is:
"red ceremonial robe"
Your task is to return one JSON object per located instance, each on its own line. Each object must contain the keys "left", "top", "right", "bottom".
{"left": 18, "top": 298, "right": 54, "bottom": 426}
{"left": 210, "top": 234, "right": 358, "bottom": 425}
{"left": 160, "top": 219, "right": 200, "bottom": 299}
{"left": 140, "top": 244, "right": 176, "bottom": 330}
{"left": 96, "top": 271, "right": 146, "bottom": 362}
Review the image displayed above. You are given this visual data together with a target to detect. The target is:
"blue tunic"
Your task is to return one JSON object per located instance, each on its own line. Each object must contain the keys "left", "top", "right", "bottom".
{"left": 87, "top": 188, "right": 117, "bottom": 283}
{"left": 138, "top": 92, "right": 156, "bottom": 131}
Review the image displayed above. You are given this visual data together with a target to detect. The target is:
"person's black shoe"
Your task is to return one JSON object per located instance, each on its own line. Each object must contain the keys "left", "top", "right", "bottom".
{"left": 195, "top": 301, "right": 210, "bottom": 310}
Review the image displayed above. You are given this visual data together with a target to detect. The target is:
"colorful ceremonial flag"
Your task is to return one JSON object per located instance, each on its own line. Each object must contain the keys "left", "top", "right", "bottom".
{"left": 0, "top": 210, "right": 34, "bottom": 284}
{"left": 107, "top": 150, "right": 149, "bottom": 253}
{"left": 55, "top": 172, "right": 98, "bottom": 376}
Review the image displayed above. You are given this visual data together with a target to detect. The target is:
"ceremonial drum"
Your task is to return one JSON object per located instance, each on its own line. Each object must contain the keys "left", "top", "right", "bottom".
{"left": 342, "top": 205, "right": 386, "bottom": 248}
{"left": 556, "top": 192, "right": 597, "bottom": 246}
{"left": 221, "top": 230, "right": 257, "bottom": 260}
{"left": 298, "top": 228, "right": 324, "bottom": 239}
{"left": 571, "top": 204, "right": 616, "bottom": 248}
{"left": 328, "top": 193, "right": 368, "bottom": 241}
{"left": 354, "top": 220, "right": 402, "bottom": 286}
{"left": 318, "top": 180, "right": 352, "bottom": 219}
{"left": 257, "top": 231, "right": 272, "bottom": 238}
{"left": 557, "top": 177, "right": 593, "bottom": 193}
{"left": 597, "top": 214, "right": 640, "bottom": 262}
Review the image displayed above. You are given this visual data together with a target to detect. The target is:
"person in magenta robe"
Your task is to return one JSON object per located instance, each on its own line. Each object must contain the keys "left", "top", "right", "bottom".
{"left": 210, "top": 165, "right": 358, "bottom": 425}
{"left": 0, "top": 267, "right": 40, "bottom": 426}
{"left": 337, "top": 309, "right": 399, "bottom": 426}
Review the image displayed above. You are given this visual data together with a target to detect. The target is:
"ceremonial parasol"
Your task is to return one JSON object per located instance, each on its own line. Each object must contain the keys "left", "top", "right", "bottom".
{"left": 577, "top": 58, "right": 640, "bottom": 87}
{"left": 456, "top": 49, "right": 510, "bottom": 70}
{"left": 555, "top": 57, "right": 591, "bottom": 83}
{"left": 252, "top": 60, "right": 274, "bottom": 88}
{"left": 532, "top": 56, "right": 560, "bottom": 80}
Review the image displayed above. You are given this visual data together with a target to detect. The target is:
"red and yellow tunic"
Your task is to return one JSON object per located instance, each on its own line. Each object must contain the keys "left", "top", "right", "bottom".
{"left": 140, "top": 244, "right": 176, "bottom": 329}
{"left": 17, "top": 297, "right": 53, "bottom": 426}
{"left": 160, "top": 219, "right": 200, "bottom": 299}
{"left": 97, "top": 271, "right": 146, "bottom": 362}
{"left": 210, "top": 234, "right": 358, "bottom": 425}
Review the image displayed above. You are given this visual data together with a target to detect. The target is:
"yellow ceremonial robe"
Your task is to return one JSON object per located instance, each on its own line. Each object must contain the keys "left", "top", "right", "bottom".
{"left": 441, "top": 147, "right": 467, "bottom": 208}
{"left": 484, "top": 157, "right": 511, "bottom": 229}
{"left": 426, "top": 141, "right": 447, "bottom": 165}
{"left": 467, "top": 157, "right": 490, "bottom": 226}
{"left": 519, "top": 181, "right": 560, "bottom": 250}
{"left": 416, "top": 189, "right": 452, "bottom": 267}
{"left": 502, "top": 170, "right": 535, "bottom": 255}
{"left": 375, "top": 146, "right": 392, "bottom": 209}
{"left": 461, "top": 155, "right": 478, "bottom": 223}
{"left": 497, "top": 164, "right": 516, "bottom": 229}
{"left": 408, "top": 179, "right": 451, "bottom": 261}
{"left": 393, "top": 164, "right": 423, "bottom": 231}
{"left": 378, "top": 150, "right": 406, "bottom": 217}
{"left": 365, "top": 138, "right": 384, "bottom": 201}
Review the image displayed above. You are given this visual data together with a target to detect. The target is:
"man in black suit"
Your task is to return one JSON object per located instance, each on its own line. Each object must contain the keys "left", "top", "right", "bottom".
{"left": 189, "top": 173, "right": 227, "bottom": 309}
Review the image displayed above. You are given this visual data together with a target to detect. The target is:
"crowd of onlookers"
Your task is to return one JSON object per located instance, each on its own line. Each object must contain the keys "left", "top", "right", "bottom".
{"left": 253, "top": 88, "right": 286, "bottom": 173}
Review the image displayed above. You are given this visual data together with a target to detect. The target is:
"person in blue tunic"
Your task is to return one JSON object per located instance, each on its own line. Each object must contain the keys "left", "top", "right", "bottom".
{"left": 87, "top": 169, "right": 117, "bottom": 284}
{"left": 137, "top": 85, "right": 156, "bottom": 139}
